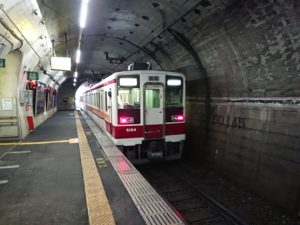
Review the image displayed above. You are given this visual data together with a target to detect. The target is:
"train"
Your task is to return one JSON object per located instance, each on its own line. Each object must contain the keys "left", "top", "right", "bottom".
{"left": 80, "top": 68, "right": 185, "bottom": 163}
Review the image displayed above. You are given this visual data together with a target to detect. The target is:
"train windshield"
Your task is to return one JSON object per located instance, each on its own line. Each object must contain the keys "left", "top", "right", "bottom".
{"left": 117, "top": 76, "right": 140, "bottom": 109}
{"left": 166, "top": 76, "right": 183, "bottom": 107}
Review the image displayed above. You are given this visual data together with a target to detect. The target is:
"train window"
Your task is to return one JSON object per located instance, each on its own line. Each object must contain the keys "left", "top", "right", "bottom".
{"left": 100, "top": 91, "right": 104, "bottom": 110}
{"left": 145, "top": 89, "right": 160, "bottom": 108}
{"left": 105, "top": 91, "right": 108, "bottom": 111}
{"left": 118, "top": 75, "right": 140, "bottom": 109}
{"left": 118, "top": 88, "right": 140, "bottom": 109}
{"left": 166, "top": 76, "right": 183, "bottom": 107}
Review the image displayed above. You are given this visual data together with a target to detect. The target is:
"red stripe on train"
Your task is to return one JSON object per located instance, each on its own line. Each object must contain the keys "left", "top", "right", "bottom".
{"left": 112, "top": 126, "right": 144, "bottom": 139}
{"left": 144, "top": 125, "right": 163, "bottom": 139}
{"left": 165, "top": 123, "right": 185, "bottom": 135}
{"left": 111, "top": 123, "right": 185, "bottom": 139}
{"left": 85, "top": 79, "right": 116, "bottom": 93}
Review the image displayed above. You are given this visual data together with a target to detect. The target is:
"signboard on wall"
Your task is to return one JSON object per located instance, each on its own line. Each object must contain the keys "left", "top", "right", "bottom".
{"left": 27, "top": 71, "right": 39, "bottom": 80}
{"left": 0, "top": 59, "right": 5, "bottom": 68}
{"left": 51, "top": 57, "right": 71, "bottom": 71}
{"left": 1, "top": 97, "right": 12, "bottom": 110}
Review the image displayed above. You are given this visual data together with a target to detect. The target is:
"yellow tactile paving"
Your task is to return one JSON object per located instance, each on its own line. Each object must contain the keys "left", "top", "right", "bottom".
{"left": 75, "top": 111, "right": 115, "bottom": 225}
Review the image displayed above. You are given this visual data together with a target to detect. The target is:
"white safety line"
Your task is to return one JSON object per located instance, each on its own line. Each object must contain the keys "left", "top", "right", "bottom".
{"left": 0, "top": 165, "right": 20, "bottom": 169}
{"left": 8, "top": 151, "right": 31, "bottom": 154}
{"left": 0, "top": 139, "right": 78, "bottom": 146}
{"left": 0, "top": 180, "right": 8, "bottom": 184}
{"left": 0, "top": 140, "right": 22, "bottom": 159}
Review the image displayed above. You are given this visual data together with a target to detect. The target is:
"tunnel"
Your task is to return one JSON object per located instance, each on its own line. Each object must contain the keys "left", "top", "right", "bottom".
{"left": 0, "top": 0, "right": 299, "bottom": 221}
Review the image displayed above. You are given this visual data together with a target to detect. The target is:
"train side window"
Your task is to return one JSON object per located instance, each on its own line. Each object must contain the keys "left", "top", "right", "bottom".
{"left": 94, "top": 93, "right": 96, "bottom": 106}
{"left": 105, "top": 91, "right": 108, "bottom": 111}
{"left": 95, "top": 93, "right": 97, "bottom": 107}
{"left": 100, "top": 91, "right": 104, "bottom": 110}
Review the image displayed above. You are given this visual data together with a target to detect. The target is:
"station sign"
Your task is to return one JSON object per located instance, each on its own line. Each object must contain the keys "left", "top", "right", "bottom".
{"left": 0, "top": 59, "right": 5, "bottom": 68}
{"left": 27, "top": 71, "right": 39, "bottom": 80}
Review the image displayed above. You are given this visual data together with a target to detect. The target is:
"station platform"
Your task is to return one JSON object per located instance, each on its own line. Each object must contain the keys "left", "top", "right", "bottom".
{"left": 0, "top": 111, "right": 184, "bottom": 225}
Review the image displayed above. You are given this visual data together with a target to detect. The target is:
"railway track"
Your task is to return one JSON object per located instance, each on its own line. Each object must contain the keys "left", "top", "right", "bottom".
{"left": 137, "top": 162, "right": 250, "bottom": 225}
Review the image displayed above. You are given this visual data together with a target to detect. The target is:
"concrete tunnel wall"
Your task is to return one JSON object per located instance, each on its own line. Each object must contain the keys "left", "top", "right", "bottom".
{"left": 59, "top": 0, "right": 300, "bottom": 213}
{"left": 150, "top": 0, "right": 299, "bottom": 213}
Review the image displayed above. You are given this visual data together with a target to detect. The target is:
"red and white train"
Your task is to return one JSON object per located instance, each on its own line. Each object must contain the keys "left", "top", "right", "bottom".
{"left": 81, "top": 69, "right": 185, "bottom": 163}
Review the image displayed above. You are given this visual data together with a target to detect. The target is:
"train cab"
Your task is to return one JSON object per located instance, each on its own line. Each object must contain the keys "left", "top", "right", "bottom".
{"left": 82, "top": 70, "right": 185, "bottom": 163}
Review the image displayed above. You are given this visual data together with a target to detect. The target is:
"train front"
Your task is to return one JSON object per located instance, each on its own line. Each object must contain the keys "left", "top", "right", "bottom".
{"left": 113, "top": 71, "right": 185, "bottom": 163}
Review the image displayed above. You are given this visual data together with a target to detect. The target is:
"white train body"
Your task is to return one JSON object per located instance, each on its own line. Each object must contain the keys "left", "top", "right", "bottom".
{"left": 81, "top": 70, "right": 185, "bottom": 163}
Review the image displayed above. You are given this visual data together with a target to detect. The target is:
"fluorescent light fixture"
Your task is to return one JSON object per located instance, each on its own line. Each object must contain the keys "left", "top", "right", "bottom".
{"left": 73, "top": 78, "right": 77, "bottom": 82}
{"left": 119, "top": 78, "right": 138, "bottom": 86}
{"left": 73, "top": 83, "right": 76, "bottom": 87}
{"left": 79, "top": 0, "right": 89, "bottom": 28}
{"left": 76, "top": 49, "right": 81, "bottom": 63}
{"left": 50, "top": 57, "right": 71, "bottom": 71}
{"left": 74, "top": 71, "right": 78, "bottom": 78}
{"left": 167, "top": 79, "right": 181, "bottom": 86}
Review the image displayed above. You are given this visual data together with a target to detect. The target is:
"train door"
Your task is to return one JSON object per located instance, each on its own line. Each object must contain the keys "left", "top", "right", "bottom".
{"left": 143, "top": 84, "right": 164, "bottom": 139}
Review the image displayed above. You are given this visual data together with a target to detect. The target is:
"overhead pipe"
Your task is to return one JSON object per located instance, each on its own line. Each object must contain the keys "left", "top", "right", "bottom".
{"left": 0, "top": 16, "right": 23, "bottom": 51}
{"left": 0, "top": 6, "right": 40, "bottom": 59}
{"left": 0, "top": 34, "right": 14, "bottom": 53}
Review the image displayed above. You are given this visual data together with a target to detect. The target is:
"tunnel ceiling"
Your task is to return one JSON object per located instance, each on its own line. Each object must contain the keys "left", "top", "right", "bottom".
{"left": 37, "top": 0, "right": 224, "bottom": 84}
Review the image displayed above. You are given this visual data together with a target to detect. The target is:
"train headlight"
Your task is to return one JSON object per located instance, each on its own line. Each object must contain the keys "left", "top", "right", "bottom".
{"left": 171, "top": 115, "right": 185, "bottom": 122}
{"left": 119, "top": 117, "right": 134, "bottom": 124}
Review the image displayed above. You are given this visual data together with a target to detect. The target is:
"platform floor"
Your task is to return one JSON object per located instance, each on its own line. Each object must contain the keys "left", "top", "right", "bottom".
{"left": 0, "top": 111, "right": 184, "bottom": 225}
{"left": 0, "top": 112, "right": 87, "bottom": 225}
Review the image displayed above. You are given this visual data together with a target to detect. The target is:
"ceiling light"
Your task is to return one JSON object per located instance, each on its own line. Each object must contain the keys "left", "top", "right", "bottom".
{"left": 74, "top": 78, "right": 77, "bottom": 82}
{"left": 74, "top": 71, "right": 78, "bottom": 78}
{"left": 79, "top": 0, "right": 89, "bottom": 28}
{"left": 76, "top": 49, "right": 81, "bottom": 63}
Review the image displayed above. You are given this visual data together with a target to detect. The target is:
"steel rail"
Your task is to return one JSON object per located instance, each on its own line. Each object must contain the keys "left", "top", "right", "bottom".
{"left": 173, "top": 172, "right": 249, "bottom": 225}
